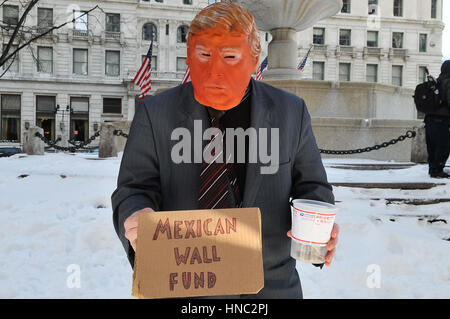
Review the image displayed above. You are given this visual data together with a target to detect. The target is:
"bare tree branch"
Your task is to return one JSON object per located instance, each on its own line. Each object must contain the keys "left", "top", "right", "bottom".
{"left": 0, "top": 4, "right": 100, "bottom": 68}
{"left": 0, "top": 0, "right": 39, "bottom": 67}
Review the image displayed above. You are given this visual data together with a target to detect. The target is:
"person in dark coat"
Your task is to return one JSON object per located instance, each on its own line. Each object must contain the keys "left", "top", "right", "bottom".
{"left": 424, "top": 60, "right": 450, "bottom": 178}
{"left": 111, "top": 2, "right": 339, "bottom": 299}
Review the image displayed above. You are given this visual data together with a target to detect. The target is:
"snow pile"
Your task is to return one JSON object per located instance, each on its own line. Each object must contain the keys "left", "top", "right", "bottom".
{"left": 0, "top": 153, "right": 448, "bottom": 298}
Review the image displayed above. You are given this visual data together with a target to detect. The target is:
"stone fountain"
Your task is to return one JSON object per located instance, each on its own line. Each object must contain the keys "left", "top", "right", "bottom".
{"left": 230, "top": 0, "right": 423, "bottom": 163}
{"left": 230, "top": 0, "right": 342, "bottom": 80}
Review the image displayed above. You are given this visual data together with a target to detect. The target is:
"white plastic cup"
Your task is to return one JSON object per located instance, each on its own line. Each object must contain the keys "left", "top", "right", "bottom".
{"left": 290, "top": 199, "right": 337, "bottom": 264}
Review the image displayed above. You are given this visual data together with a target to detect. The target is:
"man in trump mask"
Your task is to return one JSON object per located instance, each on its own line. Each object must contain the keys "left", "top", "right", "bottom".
{"left": 112, "top": 2, "right": 339, "bottom": 299}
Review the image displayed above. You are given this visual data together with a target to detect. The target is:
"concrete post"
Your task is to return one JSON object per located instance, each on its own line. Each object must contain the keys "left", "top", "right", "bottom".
{"left": 410, "top": 124, "right": 427, "bottom": 163}
{"left": 99, "top": 123, "right": 118, "bottom": 158}
{"left": 23, "top": 127, "right": 45, "bottom": 155}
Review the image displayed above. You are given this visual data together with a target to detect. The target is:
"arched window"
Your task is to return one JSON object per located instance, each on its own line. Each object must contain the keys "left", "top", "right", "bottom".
{"left": 177, "top": 25, "right": 189, "bottom": 43}
{"left": 143, "top": 23, "right": 157, "bottom": 41}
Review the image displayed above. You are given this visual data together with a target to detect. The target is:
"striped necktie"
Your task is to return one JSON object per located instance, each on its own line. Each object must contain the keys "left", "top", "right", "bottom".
{"left": 198, "top": 113, "right": 242, "bottom": 209}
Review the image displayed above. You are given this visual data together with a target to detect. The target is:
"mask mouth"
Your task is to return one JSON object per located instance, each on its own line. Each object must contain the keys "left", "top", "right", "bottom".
{"left": 204, "top": 84, "right": 227, "bottom": 90}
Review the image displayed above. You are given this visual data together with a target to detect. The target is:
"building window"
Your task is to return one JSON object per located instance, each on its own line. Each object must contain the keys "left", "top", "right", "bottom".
{"left": 0, "top": 94, "right": 21, "bottom": 142}
{"left": 103, "top": 98, "right": 122, "bottom": 114}
{"left": 166, "top": 24, "right": 169, "bottom": 35}
{"left": 36, "top": 95, "right": 56, "bottom": 141}
{"left": 313, "top": 28, "right": 325, "bottom": 45}
{"left": 393, "top": 0, "right": 403, "bottom": 17}
{"left": 339, "top": 63, "right": 351, "bottom": 82}
{"left": 106, "top": 13, "right": 120, "bottom": 32}
{"left": 2, "top": 44, "right": 19, "bottom": 72}
{"left": 155, "top": 0, "right": 164, "bottom": 2}
{"left": 3, "top": 5, "right": 19, "bottom": 26}
{"left": 73, "top": 11, "right": 88, "bottom": 31}
{"left": 313, "top": 61, "right": 325, "bottom": 80}
{"left": 141, "top": 55, "right": 157, "bottom": 71}
{"left": 431, "top": 0, "right": 437, "bottom": 19}
{"left": 392, "top": 65, "right": 403, "bottom": 86}
{"left": 105, "top": 50, "right": 120, "bottom": 76}
{"left": 419, "top": 33, "right": 427, "bottom": 52}
{"left": 70, "top": 97, "right": 89, "bottom": 142}
{"left": 143, "top": 23, "right": 157, "bottom": 41}
{"left": 37, "top": 8, "right": 53, "bottom": 32}
{"left": 339, "top": 29, "right": 351, "bottom": 46}
{"left": 73, "top": 48, "right": 88, "bottom": 75}
{"left": 183, "top": 0, "right": 193, "bottom": 4}
{"left": 368, "top": 0, "right": 378, "bottom": 15}
{"left": 418, "top": 66, "right": 427, "bottom": 83}
{"left": 367, "top": 31, "right": 378, "bottom": 47}
{"left": 366, "top": 64, "right": 378, "bottom": 83}
{"left": 392, "top": 32, "right": 404, "bottom": 48}
{"left": 177, "top": 25, "right": 189, "bottom": 43}
{"left": 37, "top": 46, "right": 53, "bottom": 74}
{"left": 341, "top": 0, "right": 351, "bottom": 13}
{"left": 177, "top": 57, "right": 187, "bottom": 72}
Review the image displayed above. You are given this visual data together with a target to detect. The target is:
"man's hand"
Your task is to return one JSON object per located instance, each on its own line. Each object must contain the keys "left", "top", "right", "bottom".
{"left": 124, "top": 207, "right": 154, "bottom": 252}
{"left": 324, "top": 223, "right": 339, "bottom": 266}
{"left": 287, "top": 223, "right": 339, "bottom": 266}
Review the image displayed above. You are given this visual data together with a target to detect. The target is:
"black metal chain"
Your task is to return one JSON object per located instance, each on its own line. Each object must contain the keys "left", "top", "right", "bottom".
{"left": 319, "top": 130, "right": 416, "bottom": 155}
{"left": 35, "top": 128, "right": 417, "bottom": 155}
{"left": 113, "top": 129, "right": 129, "bottom": 138}
{"left": 35, "top": 130, "right": 100, "bottom": 152}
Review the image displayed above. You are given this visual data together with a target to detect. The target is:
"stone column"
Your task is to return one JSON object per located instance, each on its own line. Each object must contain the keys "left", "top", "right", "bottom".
{"left": 127, "top": 94, "right": 136, "bottom": 122}
{"left": 263, "top": 28, "right": 302, "bottom": 80}
{"left": 23, "top": 127, "right": 45, "bottom": 155}
{"left": 99, "top": 123, "right": 118, "bottom": 158}
{"left": 410, "top": 124, "right": 427, "bottom": 163}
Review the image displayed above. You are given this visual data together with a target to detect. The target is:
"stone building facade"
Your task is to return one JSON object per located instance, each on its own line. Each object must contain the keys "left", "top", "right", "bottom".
{"left": 296, "top": 0, "right": 444, "bottom": 89}
{"left": 0, "top": 0, "right": 444, "bottom": 149}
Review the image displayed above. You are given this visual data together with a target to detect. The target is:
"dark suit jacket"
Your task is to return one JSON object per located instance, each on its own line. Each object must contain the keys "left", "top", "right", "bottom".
{"left": 111, "top": 78, "right": 334, "bottom": 299}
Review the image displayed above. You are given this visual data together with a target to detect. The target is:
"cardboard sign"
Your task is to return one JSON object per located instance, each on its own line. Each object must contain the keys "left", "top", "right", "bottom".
{"left": 132, "top": 207, "right": 264, "bottom": 299}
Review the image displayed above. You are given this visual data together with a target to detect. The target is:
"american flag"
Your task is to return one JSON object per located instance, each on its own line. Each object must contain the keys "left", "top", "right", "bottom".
{"left": 297, "top": 46, "right": 312, "bottom": 71}
{"left": 133, "top": 41, "right": 153, "bottom": 99}
{"left": 181, "top": 66, "right": 191, "bottom": 84}
{"left": 255, "top": 56, "right": 268, "bottom": 80}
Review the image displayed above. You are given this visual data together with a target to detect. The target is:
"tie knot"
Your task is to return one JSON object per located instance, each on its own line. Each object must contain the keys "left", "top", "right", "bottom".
{"left": 211, "top": 116, "right": 220, "bottom": 128}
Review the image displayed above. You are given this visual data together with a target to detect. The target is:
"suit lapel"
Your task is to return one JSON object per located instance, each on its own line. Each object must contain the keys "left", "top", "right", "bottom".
{"left": 242, "top": 78, "right": 273, "bottom": 207}
{"left": 175, "top": 80, "right": 273, "bottom": 208}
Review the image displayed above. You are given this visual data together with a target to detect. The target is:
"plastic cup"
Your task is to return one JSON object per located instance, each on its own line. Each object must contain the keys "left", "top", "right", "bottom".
{"left": 290, "top": 199, "right": 337, "bottom": 264}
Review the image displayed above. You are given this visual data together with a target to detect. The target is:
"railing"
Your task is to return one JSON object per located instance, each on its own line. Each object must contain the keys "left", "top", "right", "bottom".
{"left": 335, "top": 45, "right": 354, "bottom": 57}
{"left": 363, "top": 47, "right": 383, "bottom": 58}
{"left": 313, "top": 44, "right": 328, "bottom": 54}
{"left": 105, "top": 31, "right": 121, "bottom": 39}
{"left": 72, "top": 29, "right": 89, "bottom": 37}
{"left": 389, "top": 48, "right": 409, "bottom": 60}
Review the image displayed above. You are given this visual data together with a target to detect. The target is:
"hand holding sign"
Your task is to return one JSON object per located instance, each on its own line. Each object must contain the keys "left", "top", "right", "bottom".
{"left": 124, "top": 207, "right": 155, "bottom": 251}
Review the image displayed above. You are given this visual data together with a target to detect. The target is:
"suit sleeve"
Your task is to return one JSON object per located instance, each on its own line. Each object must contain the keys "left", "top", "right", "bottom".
{"left": 291, "top": 99, "right": 334, "bottom": 205}
{"left": 111, "top": 98, "right": 162, "bottom": 267}
{"left": 443, "top": 79, "right": 450, "bottom": 104}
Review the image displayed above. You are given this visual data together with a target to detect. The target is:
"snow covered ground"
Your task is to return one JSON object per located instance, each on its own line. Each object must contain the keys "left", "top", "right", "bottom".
{"left": 0, "top": 152, "right": 448, "bottom": 298}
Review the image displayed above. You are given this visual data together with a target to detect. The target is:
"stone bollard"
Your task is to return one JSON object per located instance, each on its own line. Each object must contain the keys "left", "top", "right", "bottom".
{"left": 23, "top": 127, "right": 45, "bottom": 155}
{"left": 99, "top": 123, "right": 118, "bottom": 158}
{"left": 410, "top": 124, "right": 428, "bottom": 163}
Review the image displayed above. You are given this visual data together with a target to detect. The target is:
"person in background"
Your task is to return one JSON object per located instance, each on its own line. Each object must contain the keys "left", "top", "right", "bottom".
{"left": 424, "top": 60, "right": 450, "bottom": 178}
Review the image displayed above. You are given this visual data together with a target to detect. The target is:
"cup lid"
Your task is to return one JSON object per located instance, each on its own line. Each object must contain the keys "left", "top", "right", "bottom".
{"left": 291, "top": 199, "right": 337, "bottom": 213}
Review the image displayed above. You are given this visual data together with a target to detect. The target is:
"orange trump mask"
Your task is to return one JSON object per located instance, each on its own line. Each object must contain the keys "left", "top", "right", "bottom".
{"left": 186, "top": 3, "right": 261, "bottom": 111}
